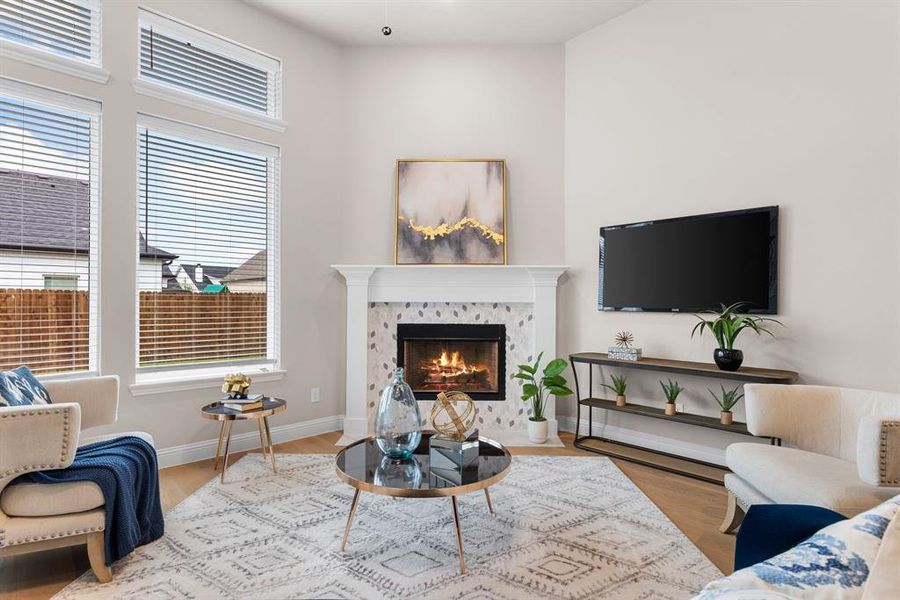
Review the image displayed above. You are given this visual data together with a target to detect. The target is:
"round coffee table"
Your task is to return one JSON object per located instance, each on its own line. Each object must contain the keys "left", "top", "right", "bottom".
{"left": 200, "top": 398, "right": 286, "bottom": 483}
{"left": 335, "top": 432, "right": 511, "bottom": 573}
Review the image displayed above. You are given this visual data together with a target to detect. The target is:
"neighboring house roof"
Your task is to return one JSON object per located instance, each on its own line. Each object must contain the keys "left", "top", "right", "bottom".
{"left": 0, "top": 170, "right": 177, "bottom": 260}
{"left": 179, "top": 264, "right": 234, "bottom": 292}
{"left": 223, "top": 250, "right": 267, "bottom": 283}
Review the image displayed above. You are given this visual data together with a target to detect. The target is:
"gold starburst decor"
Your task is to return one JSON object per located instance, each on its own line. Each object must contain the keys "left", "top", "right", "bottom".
{"left": 609, "top": 331, "right": 642, "bottom": 361}
{"left": 614, "top": 331, "right": 634, "bottom": 348}
{"left": 222, "top": 372, "right": 252, "bottom": 399}
{"left": 429, "top": 391, "right": 477, "bottom": 441}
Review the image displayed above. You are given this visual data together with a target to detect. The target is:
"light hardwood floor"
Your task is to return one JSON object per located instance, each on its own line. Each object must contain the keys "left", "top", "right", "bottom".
{"left": 0, "top": 431, "right": 735, "bottom": 600}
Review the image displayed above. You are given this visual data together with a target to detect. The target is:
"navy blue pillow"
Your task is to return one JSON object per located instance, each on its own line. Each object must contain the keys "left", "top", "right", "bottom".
{"left": 0, "top": 366, "right": 52, "bottom": 407}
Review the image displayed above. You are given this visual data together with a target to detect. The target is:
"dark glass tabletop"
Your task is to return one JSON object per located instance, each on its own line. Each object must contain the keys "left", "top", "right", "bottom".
{"left": 200, "top": 397, "right": 286, "bottom": 420}
{"left": 335, "top": 432, "right": 512, "bottom": 497}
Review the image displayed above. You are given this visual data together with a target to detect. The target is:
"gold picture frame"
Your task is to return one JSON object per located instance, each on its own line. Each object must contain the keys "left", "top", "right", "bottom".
{"left": 394, "top": 158, "right": 507, "bottom": 265}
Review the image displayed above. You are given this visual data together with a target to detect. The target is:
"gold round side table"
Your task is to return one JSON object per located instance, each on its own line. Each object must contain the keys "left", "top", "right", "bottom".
{"left": 200, "top": 398, "right": 286, "bottom": 483}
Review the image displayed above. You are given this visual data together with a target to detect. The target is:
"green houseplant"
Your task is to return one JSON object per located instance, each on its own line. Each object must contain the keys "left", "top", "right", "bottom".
{"left": 691, "top": 302, "right": 783, "bottom": 372}
{"left": 514, "top": 352, "right": 573, "bottom": 444}
{"left": 709, "top": 384, "right": 744, "bottom": 425}
{"left": 602, "top": 374, "right": 628, "bottom": 407}
{"left": 659, "top": 379, "right": 685, "bottom": 416}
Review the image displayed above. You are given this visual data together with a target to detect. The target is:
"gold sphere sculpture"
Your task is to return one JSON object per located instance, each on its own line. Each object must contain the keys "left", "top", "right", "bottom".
{"left": 430, "top": 391, "right": 477, "bottom": 441}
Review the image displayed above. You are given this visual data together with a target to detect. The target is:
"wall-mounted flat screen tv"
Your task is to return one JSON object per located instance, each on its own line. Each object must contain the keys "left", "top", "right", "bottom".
{"left": 599, "top": 206, "right": 778, "bottom": 313}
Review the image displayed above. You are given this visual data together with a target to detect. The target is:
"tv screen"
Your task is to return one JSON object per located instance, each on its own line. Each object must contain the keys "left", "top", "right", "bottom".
{"left": 599, "top": 207, "right": 778, "bottom": 313}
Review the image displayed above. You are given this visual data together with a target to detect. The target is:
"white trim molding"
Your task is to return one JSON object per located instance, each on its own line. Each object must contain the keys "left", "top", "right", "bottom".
{"left": 155, "top": 414, "right": 342, "bottom": 468}
{"left": 332, "top": 265, "right": 568, "bottom": 443}
{"left": 130, "top": 366, "right": 286, "bottom": 396}
{"left": 1, "top": 42, "right": 109, "bottom": 83}
{"left": 132, "top": 79, "right": 288, "bottom": 132}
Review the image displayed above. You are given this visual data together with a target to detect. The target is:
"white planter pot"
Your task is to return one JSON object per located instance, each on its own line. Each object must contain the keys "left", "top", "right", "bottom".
{"left": 527, "top": 419, "right": 548, "bottom": 444}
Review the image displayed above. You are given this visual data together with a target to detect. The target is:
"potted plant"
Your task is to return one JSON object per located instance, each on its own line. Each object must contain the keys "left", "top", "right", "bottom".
{"left": 709, "top": 384, "right": 744, "bottom": 425}
{"left": 514, "top": 352, "right": 573, "bottom": 444}
{"left": 659, "top": 379, "right": 685, "bottom": 416}
{"left": 602, "top": 374, "right": 628, "bottom": 407}
{"left": 691, "top": 302, "right": 783, "bottom": 371}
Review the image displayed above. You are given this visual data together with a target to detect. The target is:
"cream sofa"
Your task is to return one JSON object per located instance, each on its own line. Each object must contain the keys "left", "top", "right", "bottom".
{"left": 721, "top": 384, "right": 900, "bottom": 533}
{"left": 0, "top": 375, "right": 155, "bottom": 582}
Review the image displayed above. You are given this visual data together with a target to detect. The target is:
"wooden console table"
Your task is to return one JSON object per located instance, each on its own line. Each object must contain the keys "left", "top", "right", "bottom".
{"left": 570, "top": 352, "right": 798, "bottom": 484}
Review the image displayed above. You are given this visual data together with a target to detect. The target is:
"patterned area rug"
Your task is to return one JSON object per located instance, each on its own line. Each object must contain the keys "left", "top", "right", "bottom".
{"left": 56, "top": 454, "right": 721, "bottom": 599}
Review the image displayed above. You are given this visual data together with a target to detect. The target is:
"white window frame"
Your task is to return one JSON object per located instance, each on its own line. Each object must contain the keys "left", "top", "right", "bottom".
{"left": 133, "top": 8, "right": 286, "bottom": 132}
{"left": 1, "top": 77, "right": 102, "bottom": 377}
{"left": 0, "top": 0, "right": 109, "bottom": 83}
{"left": 130, "top": 114, "right": 282, "bottom": 395}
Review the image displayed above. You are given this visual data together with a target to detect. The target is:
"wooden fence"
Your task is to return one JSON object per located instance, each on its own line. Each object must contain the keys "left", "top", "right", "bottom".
{"left": 139, "top": 291, "right": 267, "bottom": 366}
{"left": 0, "top": 289, "right": 267, "bottom": 374}
{"left": 0, "top": 288, "right": 90, "bottom": 374}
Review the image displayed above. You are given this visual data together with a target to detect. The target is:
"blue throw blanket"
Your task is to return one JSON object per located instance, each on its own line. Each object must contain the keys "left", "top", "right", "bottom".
{"left": 14, "top": 436, "right": 164, "bottom": 565}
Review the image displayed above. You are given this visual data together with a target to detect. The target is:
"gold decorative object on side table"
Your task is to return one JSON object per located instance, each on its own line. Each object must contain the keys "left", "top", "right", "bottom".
{"left": 200, "top": 398, "right": 286, "bottom": 483}
{"left": 221, "top": 372, "right": 252, "bottom": 399}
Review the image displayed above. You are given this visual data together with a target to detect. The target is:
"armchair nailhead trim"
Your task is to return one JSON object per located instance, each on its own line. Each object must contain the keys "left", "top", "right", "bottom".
{"left": 879, "top": 421, "right": 900, "bottom": 485}
{"left": 0, "top": 408, "right": 74, "bottom": 479}
{"left": 3, "top": 525, "right": 105, "bottom": 547}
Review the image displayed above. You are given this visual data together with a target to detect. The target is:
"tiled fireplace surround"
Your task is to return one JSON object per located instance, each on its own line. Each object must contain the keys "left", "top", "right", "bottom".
{"left": 333, "top": 266, "right": 568, "bottom": 445}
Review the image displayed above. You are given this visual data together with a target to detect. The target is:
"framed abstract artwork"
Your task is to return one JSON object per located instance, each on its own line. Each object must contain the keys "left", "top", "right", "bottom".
{"left": 395, "top": 159, "right": 506, "bottom": 265}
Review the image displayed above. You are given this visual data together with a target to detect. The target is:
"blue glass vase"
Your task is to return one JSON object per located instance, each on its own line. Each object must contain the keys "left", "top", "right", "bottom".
{"left": 375, "top": 368, "right": 422, "bottom": 459}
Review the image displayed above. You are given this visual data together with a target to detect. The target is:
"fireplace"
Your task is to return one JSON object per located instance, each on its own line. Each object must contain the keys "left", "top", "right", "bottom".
{"left": 397, "top": 324, "right": 506, "bottom": 401}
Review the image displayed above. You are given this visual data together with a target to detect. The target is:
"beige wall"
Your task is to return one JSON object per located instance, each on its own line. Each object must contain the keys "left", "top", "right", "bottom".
{"left": 339, "top": 44, "right": 566, "bottom": 264}
{"left": 561, "top": 0, "right": 900, "bottom": 460}
{"left": 1, "top": 0, "right": 347, "bottom": 452}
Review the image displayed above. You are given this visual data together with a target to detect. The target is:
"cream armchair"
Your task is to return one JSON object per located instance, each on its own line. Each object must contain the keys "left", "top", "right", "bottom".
{"left": 0, "top": 375, "right": 153, "bottom": 582}
{"left": 721, "top": 384, "right": 900, "bottom": 533}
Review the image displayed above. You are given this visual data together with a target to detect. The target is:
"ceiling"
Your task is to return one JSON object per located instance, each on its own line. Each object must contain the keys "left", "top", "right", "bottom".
{"left": 243, "top": 0, "right": 646, "bottom": 46}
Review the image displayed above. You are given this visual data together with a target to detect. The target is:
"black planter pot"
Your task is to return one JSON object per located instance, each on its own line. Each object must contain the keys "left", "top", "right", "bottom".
{"left": 714, "top": 348, "right": 744, "bottom": 371}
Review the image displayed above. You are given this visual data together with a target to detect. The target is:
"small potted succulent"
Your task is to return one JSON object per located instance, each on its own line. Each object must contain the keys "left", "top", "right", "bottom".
{"left": 709, "top": 384, "right": 744, "bottom": 425}
{"left": 514, "top": 353, "right": 573, "bottom": 444}
{"left": 691, "top": 302, "right": 783, "bottom": 371}
{"left": 602, "top": 374, "right": 628, "bottom": 407}
{"left": 659, "top": 379, "right": 685, "bottom": 416}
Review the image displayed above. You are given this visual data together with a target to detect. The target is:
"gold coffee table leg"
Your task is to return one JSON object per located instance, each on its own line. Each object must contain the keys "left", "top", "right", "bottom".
{"left": 213, "top": 421, "right": 226, "bottom": 470}
{"left": 451, "top": 495, "right": 465, "bottom": 574}
{"left": 484, "top": 488, "right": 495, "bottom": 515}
{"left": 341, "top": 489, "right": 361, "bottom": 551}
{"left": 220, "top": 420, "right": 234, "bottom": 484}
{"left": 263, "top": 416, "right": 277, "bottom": 473}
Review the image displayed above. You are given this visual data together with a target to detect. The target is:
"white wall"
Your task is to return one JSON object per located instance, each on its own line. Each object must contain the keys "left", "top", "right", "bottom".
{"left": 1, "top": 0, "right": 347, "bottom": 454}
{"left": 340, "top": 44, "right": 565, "bottom": 264}
{"left": 561, "top": 0, "right": 900, "bottom": 461}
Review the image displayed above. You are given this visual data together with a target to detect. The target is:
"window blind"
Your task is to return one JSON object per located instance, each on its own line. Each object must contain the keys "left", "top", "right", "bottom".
{"left": 0, "top": 81, "right": 100, "bottom": 375}
{"left": 138, "top": 9, "right": 281, "bottom": 119}
{"left": 0, "top": 0, "right": 101, "bottom": 65}
{"left": 137, "top": 117, "right": 279, "bottom": 371}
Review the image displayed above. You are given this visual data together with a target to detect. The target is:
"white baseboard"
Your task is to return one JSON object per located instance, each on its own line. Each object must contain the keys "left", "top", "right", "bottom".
{"left": 556, "top": 415, "right": 727, "bottom": 466}
{"left": 156, "top": 415, "right": 344, "bottom": 468}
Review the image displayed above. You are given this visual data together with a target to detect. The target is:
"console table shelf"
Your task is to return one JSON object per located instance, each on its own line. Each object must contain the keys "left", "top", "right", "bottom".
{"left": 570, "top": 353, "right": 793, "bottom": 485}
{"left": 578, "top": 397, "right": 751, "bottom": 435}
{"left": 570, "top": 352, "right": 798, "bottom": 384}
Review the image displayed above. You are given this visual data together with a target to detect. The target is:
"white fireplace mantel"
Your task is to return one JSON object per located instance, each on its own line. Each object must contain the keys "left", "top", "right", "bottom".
{"left": 333, "top": 265, "right": 568, "bottom": 445}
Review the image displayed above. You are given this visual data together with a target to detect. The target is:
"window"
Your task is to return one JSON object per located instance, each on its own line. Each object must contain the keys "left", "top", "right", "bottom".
{"left": 0, "top": 1, "right": 106, "bottom": 82}
{"left": 44, "top": 274, "right": 78, "bottom": 289}
{"left": 136, "top": 9, "right": 282, "bottom": 128}
{"left": 136, "top": 115, "right": 279, "bottom": 373}
{"left": 0, "top": 79, "right": 100, "bottom": 375}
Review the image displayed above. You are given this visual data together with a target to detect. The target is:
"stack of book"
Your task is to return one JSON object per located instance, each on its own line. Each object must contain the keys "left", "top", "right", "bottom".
{"left": 221, "top": 394, "right": 265, "bottom": 412}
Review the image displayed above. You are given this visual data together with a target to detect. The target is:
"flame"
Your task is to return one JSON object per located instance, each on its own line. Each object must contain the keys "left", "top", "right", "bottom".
{"left": 433, "top": 350, "right": 469, "bottom": 373}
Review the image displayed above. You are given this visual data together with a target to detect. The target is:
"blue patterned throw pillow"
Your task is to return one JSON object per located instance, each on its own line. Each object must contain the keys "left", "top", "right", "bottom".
{"left": 696, "top": 495, "right": 900, "bottom": 599}
{"left": 0, "top": 366, "right": 52, "bottom": 407}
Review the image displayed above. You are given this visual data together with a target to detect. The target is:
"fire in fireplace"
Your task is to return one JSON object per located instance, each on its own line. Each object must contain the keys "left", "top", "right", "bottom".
{"left": 397, "top": 324, "right": 506, "bottom": 401}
